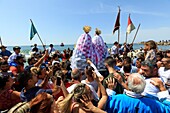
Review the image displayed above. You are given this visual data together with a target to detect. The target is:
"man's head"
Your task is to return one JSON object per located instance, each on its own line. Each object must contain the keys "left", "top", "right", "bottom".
{"left": 136, "top": 57, "right": 144, "bottom": 68}
{"left": 0, "top": 45, "right": 7, "bottom": 51}
{"left": 27, "top": 57, "right": 37, "bottom": 65}
{"left": 13, "top": 46, "right": 21, "bottom": 54}
{"left": 34, "top": 44, "right": 37, "bottom": 47}
{"left": 114, "top": 41, "right": 119, "bottom": 46}
{"left": 104, "top": 56, "right": 116, "bottom": 68}
{"left": 71, "top": 68, "right": 82, "bottom": 81}
{"left": 123, "top": 64, "right": 131, "bottom": 80}
{"left": 15, "top": 55, "right": 25, "bottom": 64}
{"left": 140, "top": 60, "right": 158, "bottom": 78}
{"left": 49, "top": 44, "right": 53, "bottom": 48}
{"left": 161, "top": 55, "right": 170, "bottom": 69}
{"left": 18, "top": 71, "right": 38, "bottom": 88}
{"left": 0, "top": 61, "right": 9, "bottom": 72}
{"left": 123, "top": 56, "right": 132, "bottom": 65}
{"left": 127, "top": 73, "right": 146, "bottom": 94}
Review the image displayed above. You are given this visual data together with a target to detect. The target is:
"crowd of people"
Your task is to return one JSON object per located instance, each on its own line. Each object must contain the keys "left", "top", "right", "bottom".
{"left": 0, "top": 26, "right": 170, "bottom": 113}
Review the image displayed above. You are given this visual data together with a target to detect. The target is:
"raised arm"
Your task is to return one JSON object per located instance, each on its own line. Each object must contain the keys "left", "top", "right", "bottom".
{"left": 92, "top": 71, "right": 107, "bottom": 109}
{"left": 34, "top": 50, "right": 48, "bottom": 67}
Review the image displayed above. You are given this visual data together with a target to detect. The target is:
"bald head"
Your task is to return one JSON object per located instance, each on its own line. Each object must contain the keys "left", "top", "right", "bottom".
{"left": 71, "top": 68, "right": 81, "bottom": 81}
{"left": 127, "top": 73, "right": 146, "bottom": 94}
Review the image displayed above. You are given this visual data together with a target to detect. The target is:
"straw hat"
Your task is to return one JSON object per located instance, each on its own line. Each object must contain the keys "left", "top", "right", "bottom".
{"left": 83, "top": 26, "right": 91, "bottom": 33}
{"left": 0, "top": 45, "right": 7, "bottom": 49}
{"left": 95, "top": 28, "right": 101, "bottom": 35}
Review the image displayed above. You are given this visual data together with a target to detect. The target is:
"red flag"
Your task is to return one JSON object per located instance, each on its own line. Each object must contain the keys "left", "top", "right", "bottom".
{"left": 126, "top": 14, "right": 135, "bottom": 34}
{"left": 113, "top": 8, "right": 120, "bottom": 34}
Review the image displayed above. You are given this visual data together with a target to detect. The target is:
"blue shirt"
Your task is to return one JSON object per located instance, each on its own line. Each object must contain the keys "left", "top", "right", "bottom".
{"left": 0, "top": 50, "right": 12, "bottom": 57}
{"left": 106, "top": 94, "right": 170, "bottom": 113}
{"left": 20, "top": 86, "right": 52, "bottom": 102}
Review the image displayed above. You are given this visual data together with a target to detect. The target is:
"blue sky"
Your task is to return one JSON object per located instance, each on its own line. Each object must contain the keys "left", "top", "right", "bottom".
{"left": 0, "top": 0, "right": 170, "bottom": 46}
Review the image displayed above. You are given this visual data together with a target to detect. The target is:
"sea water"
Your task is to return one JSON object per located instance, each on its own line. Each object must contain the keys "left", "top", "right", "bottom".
{"left": 5, "top": 44, "right": 170, "bottom": 55}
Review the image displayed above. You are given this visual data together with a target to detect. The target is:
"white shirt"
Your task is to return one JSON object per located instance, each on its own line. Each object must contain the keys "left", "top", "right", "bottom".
{"left": 111, "top": 45, "right": 118, "bottom": 55}
{"left": 81, "top": 79, "right": 98, "bottom": 91}
{"left": 67, "top": 84, "right": 78, "bottom": 93}
{"left": 120, "top": 65, "right": 138, "bottom": 73}
{"left": 142, "top": 78, "right": 162, "bottom": 98}
{"left": 47, "top": 47, "right": 56, "bottom": 54}
{"left": 158, "top": 67, "right": 170, "bottom": 83}
{"left": 8, "top": 52, "right": 21, "bottom": 64}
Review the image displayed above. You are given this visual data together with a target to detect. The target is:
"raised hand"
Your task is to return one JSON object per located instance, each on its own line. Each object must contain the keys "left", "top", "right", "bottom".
{"left": 114, "top": 73, "right": 123, "bottom": 84}
{"left": 106, "top": 77, "right": 116, "bottom": 90}
{"left": 80, "top": 94, "right": 94, "bottom": 110}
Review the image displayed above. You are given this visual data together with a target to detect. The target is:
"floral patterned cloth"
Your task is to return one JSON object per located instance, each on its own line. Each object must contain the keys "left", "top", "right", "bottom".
{"left": 71, "top": 33, "right": 97, "bottom": 71}
{"left": 92, "top": 35, "right": 109, "bottom": 69}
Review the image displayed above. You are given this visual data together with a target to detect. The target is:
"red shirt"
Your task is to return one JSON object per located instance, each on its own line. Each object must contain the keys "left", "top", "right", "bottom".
{"left": 0, "top": 89, "right": 21, "bottom": 110}
{"left": 53, "top": 82, "right": 71, "bottom": 100}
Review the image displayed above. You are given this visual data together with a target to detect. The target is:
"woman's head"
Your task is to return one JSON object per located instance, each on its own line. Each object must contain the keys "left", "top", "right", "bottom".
{"left": 58, "top": 83, "right": 93, "bottom": 113}
{"left": 37, "top": 65, "right": 47, "bottom": 79}
{"left": 30, "top": 92, "right": 54, "bottom": 113}
{"left": 144, "top": 40, "right": 157, "bottom": 51}
{"left": 0, "top": 72, "right": 14, "bottom": 90}
{"left": 73, "top": 83, "right": 93, "bottom": 102}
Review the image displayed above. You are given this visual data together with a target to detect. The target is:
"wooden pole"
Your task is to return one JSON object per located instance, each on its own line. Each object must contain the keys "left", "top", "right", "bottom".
{"left": 118, "top": 28, "right": 120, "bottom": 43}
{"left": 125, "top": 32, "right": 128, "bottom": 44}
{"left": 132, "top": 24, "right": 141, "bottom": 44}
{"left": 118, "top": 6, "right": 120, "bottom": 44}
{"left": 30, "top": 19, "right": 46, "bottom": 50}
{"left": 0, "top": 37, "right": 2, "bottom": 46}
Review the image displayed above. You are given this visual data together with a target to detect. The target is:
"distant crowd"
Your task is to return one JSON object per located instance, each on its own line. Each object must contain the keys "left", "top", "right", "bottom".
{"left": 0, "top": 26, "right": 170, "bottom": 113}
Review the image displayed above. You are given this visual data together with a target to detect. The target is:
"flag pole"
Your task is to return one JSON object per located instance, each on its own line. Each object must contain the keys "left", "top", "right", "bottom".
{"left": 118, "top": 28, "right": 120, "bottom": 43}
{"left": 0, "top": 36, "right": 2, "bottom": 46}
{"left": 132, "top": 24, "right": 141, "bottom": 44}
{"left": 30, "top": 19, "right": 46, "bottom": 50}
{"left": 125, "top": 33, "right": 128, "bottom": 43}
{"left": 118, "top": 6, "right": 120, "bottom": 44}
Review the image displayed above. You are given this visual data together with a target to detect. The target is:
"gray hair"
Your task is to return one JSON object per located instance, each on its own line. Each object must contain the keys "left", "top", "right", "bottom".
{"left": 141, "top": 60, "right": 157, "bottom": 69}
{"left": 71, "top": 68, "right": 81, "bottom": 80}
{"left": 127, "top": 73, "right": 146, "bottom": 94}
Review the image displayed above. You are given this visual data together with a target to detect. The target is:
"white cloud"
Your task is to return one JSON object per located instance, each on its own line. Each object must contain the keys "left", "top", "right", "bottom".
{"left": 69, "top": 3, "right": 168, "bottom": 18}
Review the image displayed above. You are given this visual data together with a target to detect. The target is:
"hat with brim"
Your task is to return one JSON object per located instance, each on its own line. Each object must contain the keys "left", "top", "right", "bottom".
{"left": 83, "top": 26, "right": 91, "bottom": 33}
{"left": 0, "top": 45, "right": 7, "bottom": 49}
{"left": 13, "top": 46, "right": 21, "bottom": 51}
{"left": 95, "top": 28, "right": 101, "bottom": 35}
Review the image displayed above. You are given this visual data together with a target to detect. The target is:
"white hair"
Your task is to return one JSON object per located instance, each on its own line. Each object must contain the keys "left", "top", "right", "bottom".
{"left": 127, "top": 73, "right": 146, "bottom": 94}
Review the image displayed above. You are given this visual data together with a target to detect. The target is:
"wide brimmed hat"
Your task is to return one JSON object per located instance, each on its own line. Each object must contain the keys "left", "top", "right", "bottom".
{"left": 83, "top": 26, "right": 91, "bottom": 33}
{"left": 0, "top": 45, "right": 7, "bottom": 49}
{"left": 95, "top": 28, "right": 101, "bottom": 35}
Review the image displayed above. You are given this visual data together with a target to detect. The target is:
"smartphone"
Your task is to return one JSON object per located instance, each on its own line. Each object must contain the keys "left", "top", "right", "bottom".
{"left": 56, "top": 76, "right": 61, "bottom": 86}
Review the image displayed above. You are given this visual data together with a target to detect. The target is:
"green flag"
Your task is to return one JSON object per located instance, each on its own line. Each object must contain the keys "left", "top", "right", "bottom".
{"left": 30, "top": 22, "right": 37, "bottom": 40}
